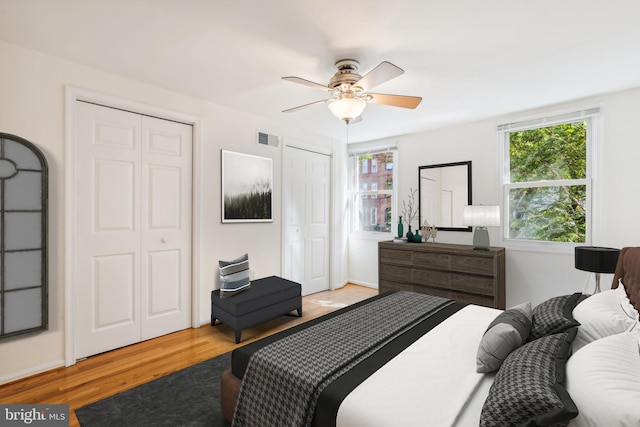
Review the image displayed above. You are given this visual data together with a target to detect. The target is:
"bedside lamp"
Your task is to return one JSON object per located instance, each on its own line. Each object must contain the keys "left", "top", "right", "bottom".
{"left": 574, "top": 246, "right": 620, "bottom": 294}
{"left": 463, "top": 205, "right": 500, "bottom": 250}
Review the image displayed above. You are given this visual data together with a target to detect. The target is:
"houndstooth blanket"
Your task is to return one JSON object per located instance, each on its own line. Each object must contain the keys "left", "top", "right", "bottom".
{"left": 232, "top": 291, "right": 453, "bottom": 427}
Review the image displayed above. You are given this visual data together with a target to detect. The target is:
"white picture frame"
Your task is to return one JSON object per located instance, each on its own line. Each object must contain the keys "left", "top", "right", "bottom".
{"left": 221, "top": 150, "right": 273, "bottom": 223}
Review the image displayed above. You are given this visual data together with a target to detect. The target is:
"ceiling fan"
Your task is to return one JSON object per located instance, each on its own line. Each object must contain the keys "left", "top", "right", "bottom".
{"left": 282, "top": 59, "right": 422, "bottom": 124}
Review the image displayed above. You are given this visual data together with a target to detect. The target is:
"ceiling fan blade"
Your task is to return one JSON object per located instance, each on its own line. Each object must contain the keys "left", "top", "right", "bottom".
{"left": 350, "top": 115, "right": 363, "bottom": 124}
{"left": 355, "top": 61, "right": 404, "bottom": 92}
{"left": 282, "top": 76, "right": 332, "bottom": 92}
{"left": 367, "top": 93, "right": 422, "bottom": 109}
{"left": 282, "top": 99, "right": 331, "bottom": 113}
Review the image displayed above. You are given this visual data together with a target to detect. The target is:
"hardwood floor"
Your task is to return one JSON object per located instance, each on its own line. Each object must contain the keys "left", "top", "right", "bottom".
{"left": 0, "top": 284, "right": 376, "bottom": 426}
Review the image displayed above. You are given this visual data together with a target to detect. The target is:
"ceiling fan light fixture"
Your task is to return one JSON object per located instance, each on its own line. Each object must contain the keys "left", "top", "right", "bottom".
{"left": 328, "top": 95, "right": 366, "bottom": 123}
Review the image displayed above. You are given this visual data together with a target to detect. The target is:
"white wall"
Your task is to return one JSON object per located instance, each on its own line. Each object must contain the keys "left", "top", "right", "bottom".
{"left": 0, "top": 41, "right": 346, "bottom": 383}
{"left": 348, "top": 88, "right": 640, "bottom": 307}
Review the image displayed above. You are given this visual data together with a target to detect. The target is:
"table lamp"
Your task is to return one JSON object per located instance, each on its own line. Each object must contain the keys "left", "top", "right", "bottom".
{"left": 463, "top": 205, "right": 500, "bottom": 250}
{"left": 574, "top": 246, "right": 620, "bottom": 293}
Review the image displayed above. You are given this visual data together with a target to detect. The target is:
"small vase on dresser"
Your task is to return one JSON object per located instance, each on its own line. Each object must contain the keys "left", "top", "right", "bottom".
{"left": 405, "top": 225, "right": 413, "bottom": 241}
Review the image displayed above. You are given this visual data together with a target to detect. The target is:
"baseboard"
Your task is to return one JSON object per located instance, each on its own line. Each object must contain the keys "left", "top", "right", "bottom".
{"left": 0, "top": 359, "right": 65, "bottom": 385}
{"left": 346, "top": 280, "right": 378, "bottom": 289}
{"left": 331, "top": 280, "right": 348, "bottom": 290}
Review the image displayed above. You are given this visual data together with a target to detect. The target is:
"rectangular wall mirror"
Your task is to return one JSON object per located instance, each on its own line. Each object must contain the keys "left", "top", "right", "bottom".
{"left": 418, "top": 161, "right": 472, "bottom": 232}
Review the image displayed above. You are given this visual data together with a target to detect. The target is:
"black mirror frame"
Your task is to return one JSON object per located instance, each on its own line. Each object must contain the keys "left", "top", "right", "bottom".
{"left": 418, "top": 161, "right": 472, "bottom": 232}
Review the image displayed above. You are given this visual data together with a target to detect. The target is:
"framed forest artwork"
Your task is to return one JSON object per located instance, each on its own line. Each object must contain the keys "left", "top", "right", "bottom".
{"left": 221, "top": 150, "right": 273, "bottom": 223}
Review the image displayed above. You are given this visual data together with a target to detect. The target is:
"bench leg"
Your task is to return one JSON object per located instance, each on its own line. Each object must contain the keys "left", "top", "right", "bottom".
{"left": 296, "top": 307, "right": 302, "bottom": 317}
{"left": 235, "top": 329, "right": 242, "bottom": 344}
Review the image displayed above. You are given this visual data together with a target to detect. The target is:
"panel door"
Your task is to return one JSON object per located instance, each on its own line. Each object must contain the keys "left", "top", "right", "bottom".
{"left": 74, "top": 102, "right": 192, "bottom": 359}
{"left": 283, "top": 147, "right": 330, "bottom": 295}
{"left": 140, "top": 116, "right": 192, "bottom": 340}
{"left": 75, "top": 103, "right": 143, "bottom": 358}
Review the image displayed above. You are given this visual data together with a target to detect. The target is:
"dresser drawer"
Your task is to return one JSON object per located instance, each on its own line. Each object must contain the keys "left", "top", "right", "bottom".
{"left": 412, "top": 268, "right": 450, "bottom": 287}
{"left": 450, "top": 273, "right": 495, "bottom": 296}
{"left": 379, "top": 248, "right": 412, "bottom": 266}
{"left": 449, "top": 254, "right": 494, "bottom": 275}
{"left": 413, "top": 251, "right": 450, "bottom": 269}
{"left": 379, "top": 264, "right": 411, "bottom": 282}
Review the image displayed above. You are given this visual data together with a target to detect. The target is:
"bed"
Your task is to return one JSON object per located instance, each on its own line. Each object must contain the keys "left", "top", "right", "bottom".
{"left": 221, "top": 247, "right": 640, "bottom": 426}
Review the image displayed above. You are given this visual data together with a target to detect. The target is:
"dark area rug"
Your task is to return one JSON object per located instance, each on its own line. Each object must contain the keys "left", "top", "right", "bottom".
{"left": 75, "top": 352, "right": 232, "bottom": 427}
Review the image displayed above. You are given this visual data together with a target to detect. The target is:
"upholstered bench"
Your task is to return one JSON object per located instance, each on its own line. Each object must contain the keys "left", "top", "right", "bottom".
{"left": 211, "top": 275, "right": 302, "bottom": 343}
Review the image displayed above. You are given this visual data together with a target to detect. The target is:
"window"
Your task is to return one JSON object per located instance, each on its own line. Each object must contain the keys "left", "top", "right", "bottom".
{"left": 500, "top": 109, "right": 597, "bottom": 246}
{"left": 351, "top": 150, "right": 396, "bottom": 233}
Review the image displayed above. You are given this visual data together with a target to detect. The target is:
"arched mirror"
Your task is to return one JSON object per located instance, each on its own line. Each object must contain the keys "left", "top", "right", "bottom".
{"left": 418, "top": 161, "right": 472, "bottom": 232}
{"left": 0, "top": 133, "right": 48, "bottom": 339}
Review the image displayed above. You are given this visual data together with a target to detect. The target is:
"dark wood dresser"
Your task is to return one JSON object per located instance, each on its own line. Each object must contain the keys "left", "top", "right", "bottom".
{"left": 378, "top": 241, "right": 505, "bottom": 309}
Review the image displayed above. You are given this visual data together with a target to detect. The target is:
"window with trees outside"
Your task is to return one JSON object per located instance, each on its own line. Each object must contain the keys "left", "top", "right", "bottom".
{"left": 351, "top": 150, "right": 396, "bottom": 233}
{"left": 500, "top": 109, "right": 598, "bottom": 246}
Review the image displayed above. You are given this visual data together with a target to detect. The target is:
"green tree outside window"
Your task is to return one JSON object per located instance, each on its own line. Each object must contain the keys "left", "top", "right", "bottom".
{"left": 507, "top": 122, "right": 588, "bottom": 243}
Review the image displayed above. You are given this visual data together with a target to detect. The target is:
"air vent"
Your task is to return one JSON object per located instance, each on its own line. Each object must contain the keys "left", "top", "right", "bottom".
{"left": 257, "top": 131, "right": 280, "bottom": 148}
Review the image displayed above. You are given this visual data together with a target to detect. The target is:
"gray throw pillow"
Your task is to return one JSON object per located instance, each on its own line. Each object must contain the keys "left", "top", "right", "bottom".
{"left": 219, "top": 253, "right": 251, "bottom": 294}
{"left": 477, "top": 302, "right": 532, "bottom": 373}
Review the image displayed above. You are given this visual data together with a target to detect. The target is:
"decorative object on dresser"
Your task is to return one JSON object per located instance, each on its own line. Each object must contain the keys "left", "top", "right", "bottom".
{"left": 378, "top": 241, "right": 505, "bottom": 309}
{"left": 462, "top": 205, "right": 501, "bottom": 250}
{"left": 402, "top": 187, "right": 418, "bottom": 241}
{"left": 574, "top": 246, "right": 620, "bottom": 293}
{"left": 397, "top": 215, "right": 404, "bottom": 238}
{"left": 421, "top": 220, "right": 438, "bottom": 242}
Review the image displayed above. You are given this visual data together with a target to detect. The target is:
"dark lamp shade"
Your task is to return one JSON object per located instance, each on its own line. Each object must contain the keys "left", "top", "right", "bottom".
{"left": 574, "top": 246, "right": 620, "bottom": 273}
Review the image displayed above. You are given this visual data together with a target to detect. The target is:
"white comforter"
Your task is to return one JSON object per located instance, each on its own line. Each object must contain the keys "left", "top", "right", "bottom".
{"left": 336, "top": 304, "right": 500, "bottom": 427}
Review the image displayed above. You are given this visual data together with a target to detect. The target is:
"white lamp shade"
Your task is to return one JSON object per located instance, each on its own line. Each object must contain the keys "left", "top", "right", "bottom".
{"left": 328, "top": 96, "right": 366, "bottom": 121}
{"left": 463, "top": 205, "right": 501, "bottom": 227}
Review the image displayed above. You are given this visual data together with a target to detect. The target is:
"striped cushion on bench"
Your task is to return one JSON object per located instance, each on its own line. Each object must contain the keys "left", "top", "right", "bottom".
{"left": 220, "top": 253, "right": 251, "bottom": 295}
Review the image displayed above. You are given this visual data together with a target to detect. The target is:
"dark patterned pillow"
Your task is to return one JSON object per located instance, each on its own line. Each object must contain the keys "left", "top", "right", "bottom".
{"left": 528, "top": 293, "right": 584, "bottom": 342}
{"left": 480, "top": 328, "right": 579, "bottom": 427}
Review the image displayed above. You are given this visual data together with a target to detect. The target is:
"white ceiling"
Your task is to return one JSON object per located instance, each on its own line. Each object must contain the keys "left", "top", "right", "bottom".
{"left": 2, "top": 0, "right": 640, "bottom": 143}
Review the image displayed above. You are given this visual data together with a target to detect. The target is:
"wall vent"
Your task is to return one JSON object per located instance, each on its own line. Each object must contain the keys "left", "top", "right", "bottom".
{"left": 257, "top": 131, "right": 281, "bottom": 148}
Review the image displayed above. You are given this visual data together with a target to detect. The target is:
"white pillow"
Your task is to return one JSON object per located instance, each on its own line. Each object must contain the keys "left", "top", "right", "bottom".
{"left": 566, "top": 332, "right": 640, "bottom": 427}
{"left": 571, "top": 282, "right": 638, "bottom": 353}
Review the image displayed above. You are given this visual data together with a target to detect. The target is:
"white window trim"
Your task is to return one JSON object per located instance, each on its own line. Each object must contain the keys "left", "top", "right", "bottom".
{"left": 498, "top": 107, "right": 599, "bottom": 254}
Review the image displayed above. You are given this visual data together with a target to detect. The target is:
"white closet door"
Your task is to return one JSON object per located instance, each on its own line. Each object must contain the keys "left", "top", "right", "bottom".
{"left": 140, "top": 116, "right": 192, "bottom": 340}
{"left": 74, "top": 102, "right": 192, "bottom": 359}
{"left": 283, "top": 146, "right": 330, "bottom": 295}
